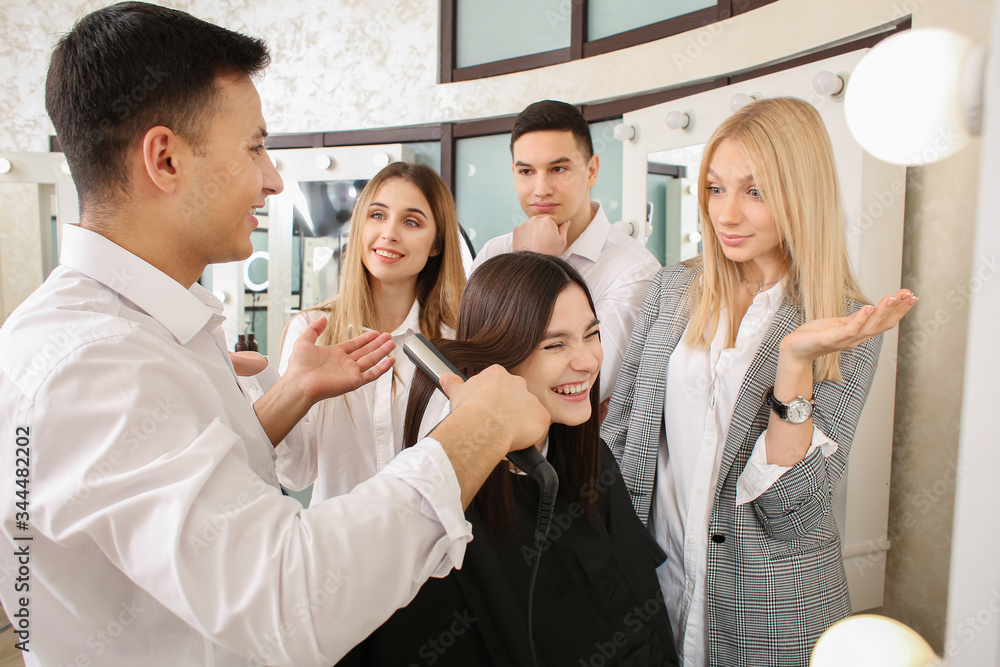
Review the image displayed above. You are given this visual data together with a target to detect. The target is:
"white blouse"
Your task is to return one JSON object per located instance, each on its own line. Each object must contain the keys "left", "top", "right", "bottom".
{"left": 653, "top": 282, "right": 836, "bottom": 666}
{"left": 275, "top": 301, "right": 453, "bottom": 502}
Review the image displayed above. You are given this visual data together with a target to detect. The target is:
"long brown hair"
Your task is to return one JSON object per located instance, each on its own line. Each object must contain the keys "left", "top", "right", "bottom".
{"left": 403, "top": 252, "right": 603, "bottom": 534}
{"left": 688, "top": 97, "right": 866, "bottom": 381}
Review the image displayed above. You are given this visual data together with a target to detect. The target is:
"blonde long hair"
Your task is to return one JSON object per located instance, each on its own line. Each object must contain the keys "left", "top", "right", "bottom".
{"left": 685, "top": 97, "right": 865, "bottom": 381}
{"left": 298, "top": 162, "right": 466, "bottom": 348}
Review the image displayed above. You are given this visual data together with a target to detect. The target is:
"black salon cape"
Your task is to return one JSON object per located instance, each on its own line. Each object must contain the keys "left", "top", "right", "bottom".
{"left": 338, "top": 442, "right": 678, "bottom": 667}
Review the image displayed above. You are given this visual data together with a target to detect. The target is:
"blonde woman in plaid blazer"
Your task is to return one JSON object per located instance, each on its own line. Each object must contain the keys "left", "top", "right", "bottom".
{"left": 601, "top": 98, "right": 915, "bottom": 666}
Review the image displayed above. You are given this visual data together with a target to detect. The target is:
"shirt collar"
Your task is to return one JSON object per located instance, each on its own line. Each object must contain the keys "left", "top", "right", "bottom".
{"left": 564, "top": 202, "right": 609, "bottom": 264}
{"left": 59, "top": 224, "right": 218, "bottom": 345}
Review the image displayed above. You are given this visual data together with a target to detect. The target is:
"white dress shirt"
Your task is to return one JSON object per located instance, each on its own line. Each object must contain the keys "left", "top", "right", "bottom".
{"left": 274, "top": 302, "right": 451, "bottom": 501}
{"left": 653, "top": 282, "right": 836, "bottom": 666}
{"left": 0, "top": 224, "right": 472, "bottom": 667}
{"left": 472, "top": 202, "right": 660, "bottom": 401}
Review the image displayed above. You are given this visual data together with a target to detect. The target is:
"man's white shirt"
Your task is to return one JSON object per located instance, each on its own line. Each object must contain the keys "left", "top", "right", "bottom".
{"left": 0, "top": 224, "right": 472, "bottom": 666}
{"left": 472, "top": 202, "right": 660, "bottom": 402}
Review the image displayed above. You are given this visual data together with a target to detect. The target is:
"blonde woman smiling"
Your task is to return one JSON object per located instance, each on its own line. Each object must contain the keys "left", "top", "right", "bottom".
{"left": 276, "top": 162, "right": 466, "bottom": 502}
{"left": 602, "top": 98, "right": 916, "bottom": 666}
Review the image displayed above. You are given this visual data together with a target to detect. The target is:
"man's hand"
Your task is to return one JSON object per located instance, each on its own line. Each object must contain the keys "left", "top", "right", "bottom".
{"left": 511, "top": 215, "right": 570, "bottom": 256}
{"left": 283, "top": 317, "right": 395, "bottom": 404}
{"left": 429, "top": 366, "right": 550, "bottom": 508}
{"left": 253, "top": 317, "right": 395, "bottom": 446}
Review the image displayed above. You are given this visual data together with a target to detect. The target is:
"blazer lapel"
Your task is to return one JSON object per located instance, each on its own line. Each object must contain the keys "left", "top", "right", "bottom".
{"left": 620, "top": 268, "right": 697, "bottom": 522}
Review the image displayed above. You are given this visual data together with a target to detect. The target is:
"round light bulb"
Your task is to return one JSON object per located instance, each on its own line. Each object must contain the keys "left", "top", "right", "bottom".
{"left": 373, "top": 153, "right": 391, "bottom": 168}
{"left": 688, "top": 231, "right": 702, "bottom": 244}
{"left": 60, "top": 160, "right": 71, "bottom": 175}
{"left": 665, "top": 110, "right": 692, "bottom": 131}
{"left": 845, "top": 28, "right": 982, "bottom": 165}
{"left": 811, "top": 615, "right": 940, "bottom": 667}
{"left": 314, "top": 155, "right": 334, "bottom": 170}
{"left": 812, "top": 70, "right": 846, "bottom": 97}
{"left": 729, "top": 93, "right": 756, "bottom": 113}
{"left": 0, "top": 158, "right": 11, "bottom": 174}
{"left": 613, "top": 123, "right": 638, "bottom": 142}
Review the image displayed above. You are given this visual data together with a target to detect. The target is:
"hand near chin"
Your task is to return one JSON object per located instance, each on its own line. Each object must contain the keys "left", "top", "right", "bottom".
{"left": 512, "top": 215, "right": 570, "bottom": 256}
{"left": 781, "top": 289, "right": 918, "bottom": 363}
{"left": 285, "top": 316, "right": 395, "bottom": 402}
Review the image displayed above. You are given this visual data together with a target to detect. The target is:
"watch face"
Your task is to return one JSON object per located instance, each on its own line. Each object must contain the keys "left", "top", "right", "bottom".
{"left": 787, "top": 399, "right": 813, "bottom": 424}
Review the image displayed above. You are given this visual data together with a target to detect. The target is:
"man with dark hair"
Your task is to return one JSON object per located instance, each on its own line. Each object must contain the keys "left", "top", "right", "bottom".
{"left": 473, "top": 100, "right": 660, "bottom": 405}
{"left": 0, "top": 3, "right": 547, "bottom": 666}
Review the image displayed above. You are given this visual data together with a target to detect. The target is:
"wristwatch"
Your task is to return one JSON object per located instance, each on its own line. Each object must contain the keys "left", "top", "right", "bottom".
{"left": 766, "top": 388, "right": 814, "bottom": 425}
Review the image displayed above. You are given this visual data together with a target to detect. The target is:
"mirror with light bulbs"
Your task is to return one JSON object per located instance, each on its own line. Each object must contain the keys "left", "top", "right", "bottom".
{"left": 645, "top": 145, "right": 703, "bottom": 266}
{"left": 206, "top": 145, "right": 416, "bottom": 358}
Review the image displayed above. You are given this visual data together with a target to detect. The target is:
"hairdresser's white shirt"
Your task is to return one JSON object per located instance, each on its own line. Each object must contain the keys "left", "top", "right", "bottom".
{"left": 275, "top": 303, "right": 453, "bottom": 501}
{"left": 473, "top": 202, "right": 660, "bottom": 402}
{"left": 0, "top": 224, "right": 472, "bottom": 667}
{"left": 654, "top": 282, "right": 836, "bottom": 666}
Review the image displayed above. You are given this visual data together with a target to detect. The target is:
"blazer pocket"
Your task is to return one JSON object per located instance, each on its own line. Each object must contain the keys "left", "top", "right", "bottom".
{"left": 763, "top": 516, "right": 841, "bottom": 562}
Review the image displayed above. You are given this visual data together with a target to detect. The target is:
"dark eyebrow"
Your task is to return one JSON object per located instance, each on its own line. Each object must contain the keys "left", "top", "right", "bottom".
{"left": 252, "top": 127, "right": 269, "bottom": 141}
{"left": 541, "top": 318, "right": 601, "bottom": 340}
{"left": 514, "top": 157, "right": 573, "bottom": 168}
{"left": 369, "top": 202, "right": 428, "bottom": 217}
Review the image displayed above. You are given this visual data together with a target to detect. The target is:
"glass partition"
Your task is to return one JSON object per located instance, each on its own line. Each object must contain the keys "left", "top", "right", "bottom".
{"left": 454, "top": 133, "right": 523, "bottom": 253}
{"left": 588, "top": 0, "right": 715, "bottom": 41}
{"left": 456, "top": 0, "right": 571, "bottom": 68}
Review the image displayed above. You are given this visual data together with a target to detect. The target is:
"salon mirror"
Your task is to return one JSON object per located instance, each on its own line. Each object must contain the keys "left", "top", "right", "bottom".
{"left": 645, "top": 144, "right": 704, "bottom": 266}
{"left": 0, "top": 152, "right": 78, "bottom": 324}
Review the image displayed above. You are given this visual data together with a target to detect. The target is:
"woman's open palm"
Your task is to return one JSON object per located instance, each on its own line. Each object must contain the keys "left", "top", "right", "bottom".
{"left": 781, "top": 289, "right": 917, "bottom": 363}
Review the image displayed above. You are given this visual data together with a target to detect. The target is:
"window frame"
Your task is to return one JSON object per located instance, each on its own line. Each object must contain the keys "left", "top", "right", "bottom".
{"left": 439, "top": 0, "right": 781, "bottom": 83}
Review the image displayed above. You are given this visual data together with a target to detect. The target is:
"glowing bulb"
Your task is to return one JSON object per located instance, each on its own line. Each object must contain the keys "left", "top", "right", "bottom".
{"left": 845, "top": 28, "right": 985, "bottom": 165}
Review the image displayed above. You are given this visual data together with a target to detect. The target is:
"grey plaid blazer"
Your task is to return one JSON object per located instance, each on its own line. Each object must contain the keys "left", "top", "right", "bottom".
{"left": 602, "top": 262, "right": 882, "bottom": 666}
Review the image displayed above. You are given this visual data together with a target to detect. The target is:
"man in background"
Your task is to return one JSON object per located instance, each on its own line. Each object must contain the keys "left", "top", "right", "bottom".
{"left": 473, "top": 100, "right": 660, "bottom": 406}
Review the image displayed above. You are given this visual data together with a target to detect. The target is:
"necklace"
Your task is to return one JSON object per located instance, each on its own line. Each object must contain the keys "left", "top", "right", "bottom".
{"left": 741, "top": 275, "right": 781, "bottom": 296}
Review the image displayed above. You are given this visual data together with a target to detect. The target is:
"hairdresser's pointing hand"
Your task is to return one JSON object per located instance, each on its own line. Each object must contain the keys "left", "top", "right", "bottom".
{"left": 512, "top": 215, "right": 570, "bottom": 256}
{"left": 433, "top": 366, "right": 550, "bottom": 508}
{"left": 782, "top": 289, "right": 918, "bottom": 364}
{"left": 252, "top": 317, "right": 395, "bottom": 448}
{"left": 287, "top": 316, "right": 395, "bottom": 401}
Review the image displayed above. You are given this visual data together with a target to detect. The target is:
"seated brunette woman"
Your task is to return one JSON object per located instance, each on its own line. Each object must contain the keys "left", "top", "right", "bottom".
{"left": 338, "top": 251, "right": 678, "bottom": 667}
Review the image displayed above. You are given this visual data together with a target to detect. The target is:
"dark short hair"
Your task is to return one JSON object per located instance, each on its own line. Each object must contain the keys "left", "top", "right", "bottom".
{"left": 509, "top": 100, "right": 594, "bottom": 160}
{"left": 45, "top": 1, "right": 270, "bottom": 212}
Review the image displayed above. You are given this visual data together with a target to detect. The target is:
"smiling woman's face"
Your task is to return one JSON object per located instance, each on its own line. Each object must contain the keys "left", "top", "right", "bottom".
{"left": 511, "top": 283, "right": 603, "bottom": 427}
